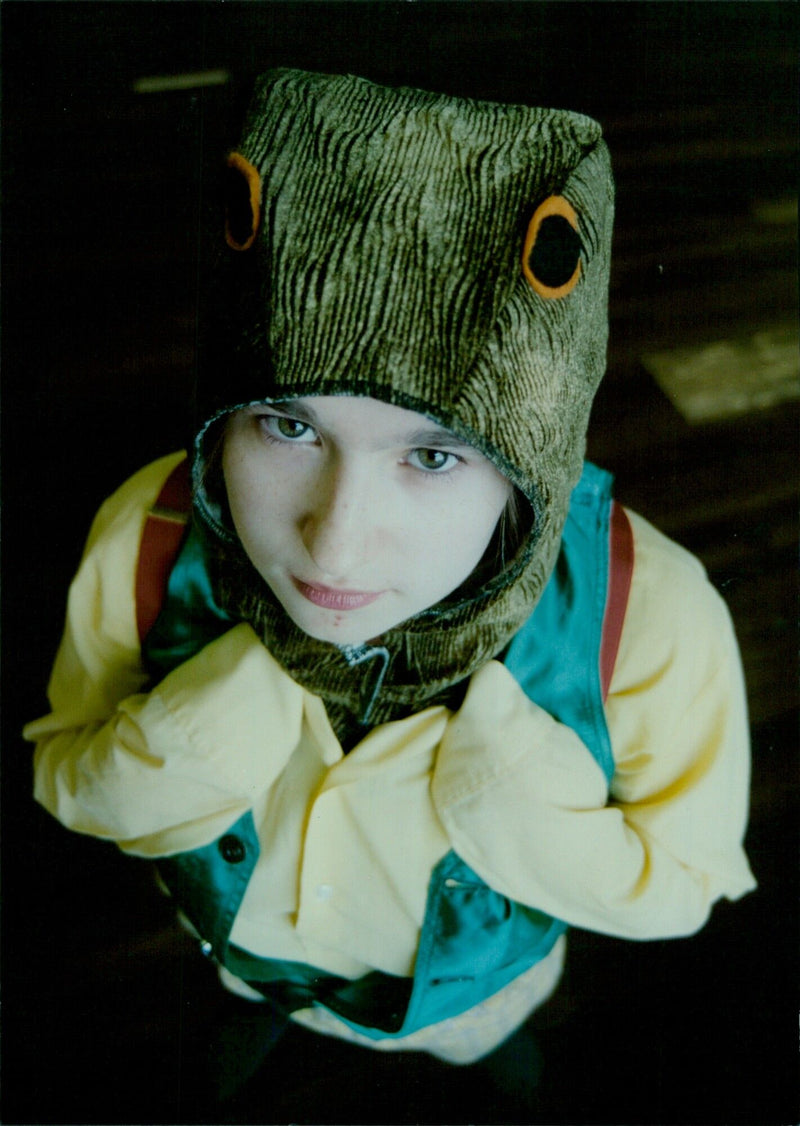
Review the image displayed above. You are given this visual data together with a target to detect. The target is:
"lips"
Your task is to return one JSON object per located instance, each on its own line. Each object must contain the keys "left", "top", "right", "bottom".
{"left": 291, "top": 577, "right": 384, "bottom": 611}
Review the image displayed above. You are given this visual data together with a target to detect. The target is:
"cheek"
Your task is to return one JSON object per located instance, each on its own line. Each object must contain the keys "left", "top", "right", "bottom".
{"left": 223, "top": 447, "right": 287, "bottom": 551}
{"left": 223, "top": 457, "right": 257, "bottom": 536}
{"left": 440, "top": 481, "right": 510, "bottom": 550}
{"left": 408, "top": 488, "right": 507, "bottom": 585}
{"left": 221, "top": 436, "right": 248, "bottom": 515}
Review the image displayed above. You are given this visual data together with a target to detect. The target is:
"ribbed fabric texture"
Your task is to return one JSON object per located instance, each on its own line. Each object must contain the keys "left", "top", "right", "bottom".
{"left": 194, "top": 70, "right": 615, "bottom": 732}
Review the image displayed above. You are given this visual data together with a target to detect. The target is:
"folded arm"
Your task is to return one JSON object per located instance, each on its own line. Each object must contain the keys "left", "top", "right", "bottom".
{"left": 432, "top": 511, "right": 756, "bottom": 940}
{"left": 25, "top": 456, "right": 305, "bottom": 858}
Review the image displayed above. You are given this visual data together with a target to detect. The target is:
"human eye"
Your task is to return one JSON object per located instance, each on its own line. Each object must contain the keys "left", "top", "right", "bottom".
{"left": 258, "top": 413, "right": 318, "bottom": 444}
{"left": 407, "top": 448, "right": 462, "bottom": 474}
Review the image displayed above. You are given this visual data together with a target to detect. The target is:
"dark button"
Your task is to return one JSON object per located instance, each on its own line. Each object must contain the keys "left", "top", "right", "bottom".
{"left": 218, "top": 834, "right": 246, "bottom": 864}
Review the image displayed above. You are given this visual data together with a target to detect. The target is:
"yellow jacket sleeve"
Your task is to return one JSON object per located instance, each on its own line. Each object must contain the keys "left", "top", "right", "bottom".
{"left": 25, "top": 456, "right": 308, "bottom": 857}
{"left": 432, "top": 509, "right": 756, "bottom": 940}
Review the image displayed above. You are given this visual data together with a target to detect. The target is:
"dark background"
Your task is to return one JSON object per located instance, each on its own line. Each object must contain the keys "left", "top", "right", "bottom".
{"left": 2, "top": 3, "right": 797, "bottom": 1124}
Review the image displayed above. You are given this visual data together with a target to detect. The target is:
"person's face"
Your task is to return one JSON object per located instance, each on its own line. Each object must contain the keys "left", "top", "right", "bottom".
{"left": 222, "top": 395, "right": 512, "bottom": 644}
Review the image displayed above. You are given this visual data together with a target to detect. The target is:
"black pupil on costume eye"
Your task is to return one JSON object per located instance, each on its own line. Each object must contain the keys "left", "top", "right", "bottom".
{"left": 226, "top": 165, "right": 253, "bottom": 245}
{"left": 528, "top": 215, "right": 582, "bottom": 288}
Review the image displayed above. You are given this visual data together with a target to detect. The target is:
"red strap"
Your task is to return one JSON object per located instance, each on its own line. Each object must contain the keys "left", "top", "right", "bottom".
{"left": 600, "top": 501, "right": 634, "bottom": 701}
{"left": 135, "top": 459, "right": 192, "bottom": 643}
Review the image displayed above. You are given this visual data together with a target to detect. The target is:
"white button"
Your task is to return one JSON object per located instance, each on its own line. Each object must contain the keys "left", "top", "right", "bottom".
{"left": 315, "top": 883, "right": 334, "bottom": 901}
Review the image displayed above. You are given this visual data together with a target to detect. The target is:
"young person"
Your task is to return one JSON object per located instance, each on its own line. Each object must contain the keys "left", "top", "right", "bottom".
{"left": 25, "top": 69, "right": 755, "bottom": 1068}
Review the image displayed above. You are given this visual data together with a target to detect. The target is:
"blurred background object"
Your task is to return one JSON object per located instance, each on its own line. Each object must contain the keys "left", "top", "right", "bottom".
{"left": 2, "top": 4, "right": 797, "bottom": 1124}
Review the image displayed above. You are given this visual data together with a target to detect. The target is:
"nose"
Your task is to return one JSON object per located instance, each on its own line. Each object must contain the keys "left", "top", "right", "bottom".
{"left": 299, "top": 457, "right": 371, "bottom": 581}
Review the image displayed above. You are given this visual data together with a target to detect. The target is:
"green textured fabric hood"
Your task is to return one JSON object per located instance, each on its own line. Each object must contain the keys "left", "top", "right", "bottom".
{"left": 193, "top": 69, "right": 614, "bottom": 735}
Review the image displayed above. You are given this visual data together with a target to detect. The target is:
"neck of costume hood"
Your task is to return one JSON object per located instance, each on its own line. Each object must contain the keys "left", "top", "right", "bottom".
{"left": 338, "top": 643, "right": 391, "bottom": 724}
{"left": 205, "top": 525, "right": 546, "bottom": 736}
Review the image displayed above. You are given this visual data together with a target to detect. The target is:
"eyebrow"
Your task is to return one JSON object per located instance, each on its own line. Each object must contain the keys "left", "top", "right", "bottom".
{"left": 268, "top": 399, "right": 320, "bottom": 425}
{"left": 403, "top": 427, "right": 475, "bottom": 451}
{"left": 269, "top": 400, "right": 476, "bottom": 451}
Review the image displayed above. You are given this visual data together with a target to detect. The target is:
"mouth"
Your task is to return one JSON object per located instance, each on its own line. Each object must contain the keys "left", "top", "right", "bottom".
{"left": 291, "top": 577, "right": 385, "bottom": 612}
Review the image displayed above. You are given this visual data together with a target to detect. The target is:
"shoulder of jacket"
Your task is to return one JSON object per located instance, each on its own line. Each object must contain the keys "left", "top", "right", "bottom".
{"left": 611, "top": 505, "right": 734, "bottom": 696}
{"left": 85, "top": 452, "right": 189, "bottom": 554}
{"left": 624, "top": 506, "right": 709, "bottom": 589}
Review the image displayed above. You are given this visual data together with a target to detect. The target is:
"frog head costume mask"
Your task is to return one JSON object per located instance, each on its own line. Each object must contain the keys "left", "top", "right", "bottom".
{"left": 194, "top": 68, "right": 614, "bottom": 740}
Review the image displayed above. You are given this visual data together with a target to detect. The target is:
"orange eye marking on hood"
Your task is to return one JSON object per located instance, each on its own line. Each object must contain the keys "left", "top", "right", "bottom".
{"left": 225, "top": 152, "right": 262, "bottom": 251}
{"left": 522, "top": 195, "right": 582, "bottom": 299}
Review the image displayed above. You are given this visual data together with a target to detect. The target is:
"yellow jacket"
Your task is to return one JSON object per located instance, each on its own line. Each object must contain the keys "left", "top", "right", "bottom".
{"left": 25, "top": 453, "right": 756, "bottom": 1059}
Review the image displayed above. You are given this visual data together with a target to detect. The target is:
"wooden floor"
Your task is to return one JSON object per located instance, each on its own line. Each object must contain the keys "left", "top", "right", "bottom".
{"left": 2, "top": 5, "right": 797, "bottom": 1124}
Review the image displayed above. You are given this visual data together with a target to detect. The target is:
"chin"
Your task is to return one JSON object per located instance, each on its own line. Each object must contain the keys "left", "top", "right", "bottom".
{"left": 286, "top": 608, "right": 371, "bottom": 647}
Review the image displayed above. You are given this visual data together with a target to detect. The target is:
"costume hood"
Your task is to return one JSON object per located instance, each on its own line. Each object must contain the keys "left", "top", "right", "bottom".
{"left": 193, "top": 69, "right": 614, "bottom": 737}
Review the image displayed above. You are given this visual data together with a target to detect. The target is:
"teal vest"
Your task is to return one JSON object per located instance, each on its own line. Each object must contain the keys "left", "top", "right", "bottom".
{"left": 143, "top": 461, "right": 630, "bottom": 1039}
